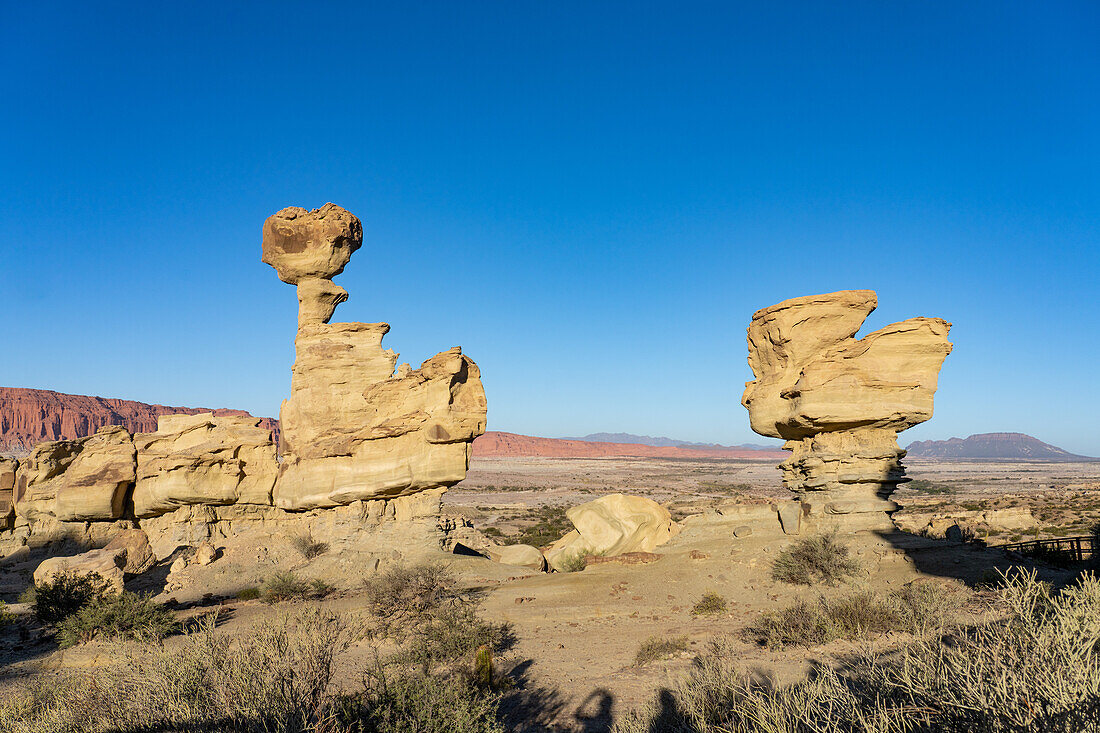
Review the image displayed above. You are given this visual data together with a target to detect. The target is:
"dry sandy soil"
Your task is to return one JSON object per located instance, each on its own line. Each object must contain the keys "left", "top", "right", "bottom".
{"left": 2, "top": 455, "right": 1097, "bottom": 731}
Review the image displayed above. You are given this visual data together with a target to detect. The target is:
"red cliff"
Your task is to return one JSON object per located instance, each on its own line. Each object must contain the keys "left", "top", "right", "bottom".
{"left": 471, "top": 431, "right": 788, "bottom": 460}
{"left": 0, "top": 387, "right": 279, "bottom": 453}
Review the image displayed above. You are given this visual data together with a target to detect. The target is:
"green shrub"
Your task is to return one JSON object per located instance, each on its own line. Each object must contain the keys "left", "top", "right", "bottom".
{"left": 55, "top": 591, "right": 176, "bottom": 648}
{"left": 290, "top": 532, "right": 329, "bottom": 560}
{"left": 771, "top": 531, "right": 861, "bottom": 585}
{"left": 506, "top": 505, "right": 573, "bottom": 548}
{"left": 339, "top": 671, "right": 503, "bottom": 733}
{"left": 557, "top": 551, "right": 589, "bottom": 572}
{"left": 691, "top": 592, "right": 728, "bottom": 616}
{"left": 260, "top": 571, "right": 334, "bottom": 604}
{"left": 31, "top": 572, "right": 110, "bottom": 625}
{"left": 0, "top": 602, "right": 12, "bottom": 628}
{"left": 17, "top": 586, "right": 36, "bottom": 605}
{"left": 364, "top": 562, "right": 456, "bottom": 637}
{"left": 616, "top": 571, "right": 1100, "bottom": 733}
{"left": 635, "top": 635, "right": 689, "bottom": 666}
{"left": 236, "top": 587, "right": 261, "bottom": 601}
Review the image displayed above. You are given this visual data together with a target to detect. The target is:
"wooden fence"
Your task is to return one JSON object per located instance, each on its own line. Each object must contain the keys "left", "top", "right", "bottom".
{"left": 995, "top": 535, "right": 1096, "bottom": 563}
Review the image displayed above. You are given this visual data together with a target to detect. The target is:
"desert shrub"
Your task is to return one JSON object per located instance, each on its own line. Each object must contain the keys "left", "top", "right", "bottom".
{"left": 635, "top": 636, "right": 689, "bottom": 666}
{"left": 771, "top": 531, "right": 861, "bottom": 585}
{"left": 290, "top": 532, "right": 329, "bottom": 560}
{"left": 364, "top": 561, "right": 456, "bottom": 636}
{"left": 557, "top": 551, "right": 589, "bottom": 572}
{"left": 617, "top": 570, "right": 1100, "bottom": 733}
{"left": 0, "top": 602, "right": 12, "bottom": 627}
{"left": 31, "top": 572, "right": 111, "bottom": 625}
{"left": 506, "top": 505, "right": 573, "bottom": 548}
{"left": 691, "top": 592, "right": 728, "bottom": 616}
{"left": 260, "top": 571, "right": 334, "bottom": 604}
{"left": 746, "top": 582, "right": 963, "bottom": 649}
{"left": 236, "top": 587, "right": 261, "bottom": 601}
{"left": 17, "top": 585, "right": 36, "bottom": 604}
{"left": 55, "top": 591, "right": 176, "bottom": 647}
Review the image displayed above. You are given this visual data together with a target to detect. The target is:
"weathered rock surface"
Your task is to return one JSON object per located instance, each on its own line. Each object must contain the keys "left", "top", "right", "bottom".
{"left": 34, "top": 546, "right": 127, "bottom": 592}
{"left": 0, "top": 457, "right": 16, "bottom": 528}
{"left": 0, "top": 386, "right": 278, "bottom": 454}
{"left": 487, "top": 544, "right": 547, "bottom": 571}
{"left": 132, "top": 413, "right": 277, "bottom": 517}
{"left": 104, "top": 528, "right": 156, "bottom": 575}
{"left": 546, "top": 494, "right": 680, "bottom": 571}
{"left": 14, "top": 426, "right": 135, "bottom": 521}
{"left": 742, "top": 290, "right": 952, "bottom": 526}
{"left": 267, "top": 204, "right": 487, "bottom": 511}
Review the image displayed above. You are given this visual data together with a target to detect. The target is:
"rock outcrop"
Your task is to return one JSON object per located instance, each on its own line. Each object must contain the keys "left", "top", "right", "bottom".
{"left": 34, "top": 546, "right": 128, "bottom": 592}
{"left": 546, "top": 494, "right": 680, "bottom": 571}
{"left": 264, "top": 204, "right": 487, "bottom": 510}
{"left": 132, "top": 413, "right": 277, "bottom": 517}
{"left": 742, "top": 290, "right": 952, "bottom": 527}
{"left": 4, "top": 203, "right": 487, "bottom": 584}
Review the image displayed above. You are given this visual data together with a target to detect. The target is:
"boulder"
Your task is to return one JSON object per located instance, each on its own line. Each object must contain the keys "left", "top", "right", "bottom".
{"left": 14, "top": 425, "right": 135, "bottom": 521}
{"left": 132, "top": 413, "right": 277, "bottom": 517}
{"left": 194, "top": 540, "right": 217, "bottom": 566}
{"left": 488, "top": 544, "right": 546, "bottom": 571}
{"left": 261, "top": 203, "right": 363, "bottom": 285}
{"left": 104, "top": 529, "right": 156, "bottom": 574}
{"left": 545, "top": 494, "right": 680, "bottom": 571}
{"left": 34, "top": 547, "right": 126, "bottom": 593}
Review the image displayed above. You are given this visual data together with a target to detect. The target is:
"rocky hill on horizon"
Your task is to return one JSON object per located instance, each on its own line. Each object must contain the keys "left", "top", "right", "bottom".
{"left": 472, "top": 431, "right": 789, "bottom": 460}
{"left": 905, "top": 432, "right": 1096, "bottom": 461}
{"left": 565, "top": 431, "right": 780, "bottom": 451}
{"left": 0, "top": 387, "right": 279, "bottom": 454}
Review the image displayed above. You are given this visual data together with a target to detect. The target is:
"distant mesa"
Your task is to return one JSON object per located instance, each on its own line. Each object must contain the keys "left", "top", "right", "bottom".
{"left": 565, "top": 432, "right": 779, "bottom": 451}
{"left": 472, "top": 431, "right": 788, "bottom": 460}
{"left": 905, "top": 433, "right": 1097, "bottom": 462}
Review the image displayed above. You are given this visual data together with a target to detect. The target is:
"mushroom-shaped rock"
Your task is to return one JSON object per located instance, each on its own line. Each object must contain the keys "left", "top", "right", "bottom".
{"left": 261, "top": 203, "right": 362, "bottom": 285}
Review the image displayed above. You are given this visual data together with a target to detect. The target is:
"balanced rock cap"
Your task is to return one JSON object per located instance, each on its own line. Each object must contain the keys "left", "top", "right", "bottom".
{"left": 261, "top": 203, "right": 363, "bottom": 284}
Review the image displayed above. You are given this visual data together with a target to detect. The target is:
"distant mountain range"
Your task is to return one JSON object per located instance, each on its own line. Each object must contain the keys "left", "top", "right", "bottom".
{"left": 565, "top": 432, "right": 778, "bottom": 451}
{"left": 905, "top": 433, "right": 1097, "bottom": 462}
{"left": 472, "top": 432, "right": 788, "bottom": 460}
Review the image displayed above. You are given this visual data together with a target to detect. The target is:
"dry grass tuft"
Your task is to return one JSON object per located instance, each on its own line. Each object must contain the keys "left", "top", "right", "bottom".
{"left": 770, "top": 530, "right": 862, "bottom": 585}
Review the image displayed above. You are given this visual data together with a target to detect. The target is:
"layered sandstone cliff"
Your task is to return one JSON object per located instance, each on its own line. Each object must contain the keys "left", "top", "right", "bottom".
{"left": 742, "top": 290, "right": 952, "bottom": 527}
{"left": 0, "top": 387, "right": 279, "bottom": 454}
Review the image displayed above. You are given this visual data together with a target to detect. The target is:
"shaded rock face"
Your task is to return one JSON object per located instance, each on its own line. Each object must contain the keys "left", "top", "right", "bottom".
{"left": 265, "top": 203, "right": 487, "bottom": 511}
{"left": 742, "top": 290, "right": 952, "bottom": 526}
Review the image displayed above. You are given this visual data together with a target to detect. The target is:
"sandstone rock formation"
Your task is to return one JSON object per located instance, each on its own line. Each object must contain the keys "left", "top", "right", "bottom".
{"left": 132, "top": 413, "right": 277, "bottom": 517}
{"left": 742, "top": 290, "right": 952, "bottom": 527}
{"left": 34, "top": 546, "right": 127, "bottom": 592}
{"left": 14, "top": 426, "right": 135, "bottom": 522}
{"left": 3, "top": 204, "right": 487, "bottom": 583}
{"left": 0, "top": 386, "right": 278, "bottom": 454}
{"left": 263, "top": 204, "right": 487, "bottom": 510}
{"left": 546, "top": 494, "right": 680, "bottom": 571}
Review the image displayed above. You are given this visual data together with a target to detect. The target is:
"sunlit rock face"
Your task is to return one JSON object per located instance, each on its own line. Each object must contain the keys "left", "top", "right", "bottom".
{"left": 263, "top": 204, "right": 488, "bottom": 511}
{"left": 742, "top": 290, "right": 952, "bottom": 527}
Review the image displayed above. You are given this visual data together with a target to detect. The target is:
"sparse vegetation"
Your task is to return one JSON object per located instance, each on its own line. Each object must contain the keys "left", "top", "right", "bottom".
{"left": 691, "top": 591, "right": 728, "bottom": 616}
{"left": 771, "top": 531, "right": 862, "bottom": 585}
{"left": 290, "top": 531, "right": 329, "bottom": 560}
{"left": 557, "top": 551, "right": 589, "bottom": 572}
{"left": 616, "top": 570, "right": 1100, "bottom": 733}
{"left": 55, "top": 591, "right": 176, "bottom": 648}
{"left": 746, "top": 581, "right": 963, "bottom": 648}
{"left": 907, "top": 478, "right": 955, "bottom": 495}
{"left": 236, "top": 587, "right": 261, "bottom": 600}
{"left": 31, "top": 572, "right": 111, "bottom": 625}
{"left": 505, "top": 505, "right": 573, "bottom": 547}
{"left": 260, "top": 571, "right": 335, "bottom": 603}
{"left": 0, "top": 602, "right": 12, "bottom": 628}
{"left": 635, "top": 635, "right": 689, "bottom": 666}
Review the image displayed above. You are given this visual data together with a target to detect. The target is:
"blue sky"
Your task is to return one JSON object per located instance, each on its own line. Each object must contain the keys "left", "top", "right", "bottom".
{"left": 2, "top": 2, "right": 1098, "bottom": 455}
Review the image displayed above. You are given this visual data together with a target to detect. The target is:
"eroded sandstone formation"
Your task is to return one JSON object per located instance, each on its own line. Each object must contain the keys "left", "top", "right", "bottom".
{"left": 742, "top": 290, "right": 952, "bottom": 528}
{"left": 1, "top": 203, "right": 487, "bottom": 581}
{"left": 263, "top": 204, "right": 487, "bottom": 510}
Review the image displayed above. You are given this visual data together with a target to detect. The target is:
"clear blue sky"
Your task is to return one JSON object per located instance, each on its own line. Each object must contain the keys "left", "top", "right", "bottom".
{"left": 2, "top": 2, "right": 1098, "bottom": 455}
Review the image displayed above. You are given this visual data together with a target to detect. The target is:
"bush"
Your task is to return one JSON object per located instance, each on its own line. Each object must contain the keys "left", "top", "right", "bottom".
{"left": 746, "top": 582, "right": 962, "bottom": 649}
{"left": 363, "top": 561, "right": 456, "bottom": 635}
{"left": 17, "top": 586, "right": 36, "bottom": 604}
{"left": 557, "top": 551, "right": 589, "bottom": 573}
{"left": 260, "top": 571, "right": 334, "bottom": 604}
{"left": 236, "top": 587, "right": 261, "bottom": 601}
{"left": 635, "top": 636, "right": 689, "bottom": 666}
{"left": 339, "top": 671, "right": 503, "bottom": 733}
{"left": 55, "top": 591, "right": 176, "bottom": 648}
{"left": 506, "top": 505, "right": 573, "bottom": 548}
{"left": 0, "top": 602, "right": 12, "bottom": 628}
{"left": 616, "top": 570, "right": 1100, "bottom": 733}
{"left": 290, "top": 532, "right": 329, "bottom": 560}
{"left": 771, "top": 531, "right": 861, "bottom": 585}
{"left": 691, "top": 592, "right": 728, "bottom": 616}
{"left": 31, "top": 572, "right": 111, "bottom": 625}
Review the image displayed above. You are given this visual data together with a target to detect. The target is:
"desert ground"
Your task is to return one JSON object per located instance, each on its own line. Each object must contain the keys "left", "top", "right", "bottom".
{"left": 3, "top": 455, "right": 1097, "bottom": 731}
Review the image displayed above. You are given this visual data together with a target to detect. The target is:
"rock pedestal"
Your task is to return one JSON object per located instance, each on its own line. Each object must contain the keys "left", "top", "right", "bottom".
{"left": 742, "top": 290, "right": 952, "bottom": 529}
